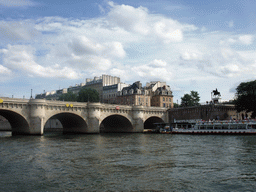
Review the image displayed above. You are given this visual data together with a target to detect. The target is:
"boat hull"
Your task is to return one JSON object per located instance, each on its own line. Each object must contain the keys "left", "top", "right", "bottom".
{"left": 170, "top": 129, "right": 256, "bottom": 135}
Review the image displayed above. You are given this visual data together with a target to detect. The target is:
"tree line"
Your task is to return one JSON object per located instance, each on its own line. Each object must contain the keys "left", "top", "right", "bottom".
{"left": 234, "top": 80, "right": 256, "bottom": 118}
{"left": 58, "top": 88, "right": 99, "bottom": 102}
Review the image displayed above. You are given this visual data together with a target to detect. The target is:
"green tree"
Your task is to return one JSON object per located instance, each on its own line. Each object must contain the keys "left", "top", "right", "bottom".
{"left": 59, "top": 91, "right": 77, "bottom": 101}
{"left": 181, "top": 91, "right": 200, "bottom": 107}
{"left": 173, "top": 103, "right": 179, "bottom": 108}
{"left": 234, "top": 80, "right": 256, "bottom": 118}
{"left": 77, "top": 88, "right": 99, "bottom": 102}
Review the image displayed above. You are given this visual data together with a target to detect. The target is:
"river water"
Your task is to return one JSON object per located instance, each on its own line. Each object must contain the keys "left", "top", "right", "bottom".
{"left": 1, "top": 132, "right": 256, "bottom": 191}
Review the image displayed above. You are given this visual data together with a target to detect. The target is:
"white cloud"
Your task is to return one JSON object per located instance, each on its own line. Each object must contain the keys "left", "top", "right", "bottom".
{"left": 108, "top": 2, "right": 150, "bottom": 35}
{"left": 131, "top": 60, "right": 172, "bottom": 81}
{"left": 0, "top": 65, "right": 11, "bottom": 74}
{"left": 69, "top": 54, "right": 112, "bottom": 71}
{"left": 0, "top": 65, "right": 12, "bottom": 82}
{"left": 219, "top": 34, "right": 254, "bottom": 46}
{"left": 0, "top": 20, "right": 39, "bottom": 42}
{"left": 107, "top": 1, "right": 196, "bottom": 43}
{"left": 110, "top": 59, "right": 171, "bottom": 83}
{"left": 65, "top": 36, "right": 125, "bottom": 70}
{"left": 105, "top": 42, "right": 126, "bottom": 58}
{"left": 69, "top": 36, "right": 104, "bottom": 56}
{"left": 68, "top": 37, "right": 125, "bottom": 59}
{"left": 180, "top": 51, "right": 203, "bottom": 61}
{"left": 110, "top": 68, "right": 127, "bottom": 80}
{"left": 154, "top": 21, "right": 183, "bottom": 42}
{"left": 148, "top": 59, "right": 167, "bottom": 67}
{"left": 220, "top": 64, "right": 239, "bottom": 75}
{"left": 177, "top": 39, "right": 252, "bottom": 79}
{"left": 238, "top": 35, "right": 254, "bottom": 45}
{"left": 1, "top": 45, "right": 80, "bottom": 79}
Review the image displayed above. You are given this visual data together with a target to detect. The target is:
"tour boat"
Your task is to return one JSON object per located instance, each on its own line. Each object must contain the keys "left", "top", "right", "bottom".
{"left": 171, "top": 120, "right": 256, "bottom": 135}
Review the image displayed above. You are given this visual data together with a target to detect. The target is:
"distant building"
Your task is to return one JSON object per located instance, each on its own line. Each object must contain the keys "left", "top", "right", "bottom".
{"left": 145, "top": 81, "right": 168, "bottom": 96}
{"left": 85, "top": 75, "right": 120, "bottom": 102}
{"left": 103, "top": 83, "right": 130, "bottom": 104}
{"left": 145, "top": 81, "right": 173, "bottom": 108}
{"left": 35, "top": 74, "right": 120, "bottom": 101}
{"left": 116, "top": 81, "right": 151, "bottom": 106}
{"left": 35, "top": 77, "right": 175, "bottom": 107}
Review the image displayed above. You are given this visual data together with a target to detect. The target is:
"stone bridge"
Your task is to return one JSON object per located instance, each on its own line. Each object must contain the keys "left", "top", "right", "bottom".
{"left": 0, "top": 98, "right": 169, "bottom": 135}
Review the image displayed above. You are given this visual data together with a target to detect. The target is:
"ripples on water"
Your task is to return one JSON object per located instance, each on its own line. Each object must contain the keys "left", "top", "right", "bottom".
{"left": 1, "top": 132, "right": 256, "bottom": 191}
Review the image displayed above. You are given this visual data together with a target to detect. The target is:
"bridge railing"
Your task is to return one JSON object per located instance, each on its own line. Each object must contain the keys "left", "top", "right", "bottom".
{"left": 0, "top": 98, "right": 168, "bottom": 111}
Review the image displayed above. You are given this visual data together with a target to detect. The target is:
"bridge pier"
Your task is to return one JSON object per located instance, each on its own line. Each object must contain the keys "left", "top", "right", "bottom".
{"left": 28, "top": 117, "right": 44, "bottom": 135}
{"left": 28, "top": 99, "right": 46, "bottom": 135}
{"left": 87, "top": 103, "right": 101, "bottom": 133}
{"left": 132, "top": 106, "right": 145, "bottom": 132}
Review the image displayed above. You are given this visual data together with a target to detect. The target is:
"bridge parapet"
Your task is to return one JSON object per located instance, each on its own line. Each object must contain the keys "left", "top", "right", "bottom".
{"left": 0, "top": 98, "right": 29, "bottom": 107}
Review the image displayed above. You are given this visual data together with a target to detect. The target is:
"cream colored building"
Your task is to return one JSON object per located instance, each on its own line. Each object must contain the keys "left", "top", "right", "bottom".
{"left": 116, "top": 81, "right": 151, "bottom": 107}
{"left": 146, "top": 81, "right": 173, "bottom": 108}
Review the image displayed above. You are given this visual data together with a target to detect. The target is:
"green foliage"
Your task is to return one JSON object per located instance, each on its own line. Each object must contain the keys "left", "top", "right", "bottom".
{"left": 173, "top": 103, "right": 179, "bottom": 108}
{"left": 45, "top": 95, "right": 53, "bottom": 100}
{"left": 59, "top": 91, "right": 77, "bottom": 101}
{"left": 77, "top": 88, "right": 99, "bottom": 102}
{"left": 181, "top": 91, "right": 200, "bottom": 107}
{"left": 235, "top": 80, "right": 256, "bottom": 118}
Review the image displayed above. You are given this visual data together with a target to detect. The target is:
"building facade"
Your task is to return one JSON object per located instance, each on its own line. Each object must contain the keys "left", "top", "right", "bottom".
{"left": 168, "top": 104, "right": 251, "bottom": 123}
{"left": 151, "top": 95, "right": 173, "bottom": 108}
{"left": 145, "top": 81, "right": 173, "bottom": 108}
{"left": 116, "top": 81, "right": 151, "bottom": 107}
{"left": 103, "top": 83, "right": 130, "bottom": 104}
{"left": 116, "top": 94, "right": 151, "bottom": 106}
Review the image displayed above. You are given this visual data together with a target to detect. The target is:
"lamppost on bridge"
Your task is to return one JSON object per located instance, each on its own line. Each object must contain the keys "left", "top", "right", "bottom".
{"left": 30, "top": 89, "right": 33, "bottom": 99}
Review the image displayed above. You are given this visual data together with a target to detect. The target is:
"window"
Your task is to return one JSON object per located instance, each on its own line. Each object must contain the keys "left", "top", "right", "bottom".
{"left": 163, "top": 97, "right": 165, "bottom": 101}
{"left": 163, "top": 103, "right": 166, "bottom": 107}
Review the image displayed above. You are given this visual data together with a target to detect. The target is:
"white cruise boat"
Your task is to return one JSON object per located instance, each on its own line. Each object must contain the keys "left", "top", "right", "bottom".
{"left": 171, "top": 120, "right": 256, "bottom": 135}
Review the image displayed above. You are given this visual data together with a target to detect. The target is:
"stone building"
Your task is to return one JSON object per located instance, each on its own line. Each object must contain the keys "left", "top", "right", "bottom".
{"left": 151, "top": 86, "right": 173, "bottom": 108}
{"left": 145, "top": 81, "right": 167, "bottom": 96}
{"left": 35, "top": 74, "right": 120, "bottom": 102}
{"left": 80, "top": 75, "right": 121, "bottom": 102}
{"left": 145, "top": 81, "right": 173, "bottom": 108}
{"left": 168, "top": 104, "right": 251, "bottom": 123}
{"left": 103, "top": 83, "right": 130, "bottom": 104}
{"left": 116, "top": 81, "right": 151, "bottom": 107}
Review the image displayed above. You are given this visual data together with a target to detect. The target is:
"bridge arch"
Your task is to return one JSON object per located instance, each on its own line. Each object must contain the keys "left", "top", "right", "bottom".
{"left": 144, "top": 116, "right": 165, "bottom": 129}
{"left": 44, "top": 112, "right": 88, "bottom": 134}
{"left": 0, "top": 109, "right": 30, "bottom": 135}
{"left": 100, "top": 114, "right": 133, "bottom": 133}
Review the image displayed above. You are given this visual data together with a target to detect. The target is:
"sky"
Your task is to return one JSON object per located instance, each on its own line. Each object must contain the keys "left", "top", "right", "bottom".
{"left": 0, "top": 0, "right": 256, "bottom": 103}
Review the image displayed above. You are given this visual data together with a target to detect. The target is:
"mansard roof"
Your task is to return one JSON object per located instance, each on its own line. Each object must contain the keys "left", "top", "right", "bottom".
{"left": 122, "top": 81, "right": 142, "bottom": 93}
{"left": 155, "top": 86, "right": 173, "bottom": 96}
